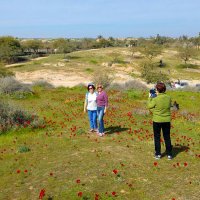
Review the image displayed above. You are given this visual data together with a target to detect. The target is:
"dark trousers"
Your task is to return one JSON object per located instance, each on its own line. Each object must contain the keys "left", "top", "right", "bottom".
{"left": 153, "top": 122, "right": 172, "bottom": 156}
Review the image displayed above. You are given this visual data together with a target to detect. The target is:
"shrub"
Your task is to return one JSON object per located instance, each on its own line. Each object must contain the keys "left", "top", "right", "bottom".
{"left": 0, "top": 77, "right": 32, "bottom": 95}
{"left": 141, "top": 61, "right": 169, "bottom": 84}
{"left": 0, "top": 100, "right": 45, "bottom": 134}
{"left": 92, "top": 70, "right": 114, "bottom": 89}
{"left": 143, "top": 71, "right": 169, "bottom": 84}
{"left": 32, "top": 80, "right": 54, "bottom": 89}
{"left": 124, "top": 80, "right": 147, "bottom": 90}
{"left": 18, "top": 146, "right": 31, "bottom": 153}
{"left": 90, "top": 59, "right": 98, "bottom": 64}
{"left": 10, "top": 91, "right": 33, "bottom": 99}
{"left": 110, "top": 80, "right": 147, "bottom": 91}
{"left": 85, "top": 68, "right": 94, "bottom": 73}
{"left": 0, "top": 63, "right": 14, "bottom": 77}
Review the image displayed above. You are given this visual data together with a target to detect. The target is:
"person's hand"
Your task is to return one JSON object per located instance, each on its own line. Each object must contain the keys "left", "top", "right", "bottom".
{"left": 84, "top": 109, "right": 87, "bottom": 113}
{"left": 104, "top": 109, "right": 107, "bottom": 114}
{"left": 149, "top": 92, "right": 151, "bottom": 98}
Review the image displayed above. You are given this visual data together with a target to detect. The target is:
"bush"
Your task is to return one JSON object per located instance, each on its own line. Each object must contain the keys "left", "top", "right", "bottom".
{"left": 0, "top": 63, "right": 14, "bottom": 77}
{"left": 0, "top": 100, "right": 45, "bottom": 134}
{"left": 32, "top": 80, "right": 54, "bottom": 89}
{"left": 92, "top": 70, "right": 114, "bottom": 89}
{"left": 85, "top": 68, "right": 94, "bottom": 73}
{"left": 18, "top": 146, "right": 31, "bottom": 153}
{"left": 143, "top": 71, "right": 169, "bottom": 84}
{"left": 141, "top": 61, "right": 169, "bottom": 84}
{"left": 110, "top": 80, "right": 147, "bottom": 91}
{"left": 0, "top": 77, "right": 32, "bottom": 95}
{"left": 90, "top": 59, "right": 98, "bottom": 64}
{"left": 124, "top": 80, "right": 147, "bottom": 90}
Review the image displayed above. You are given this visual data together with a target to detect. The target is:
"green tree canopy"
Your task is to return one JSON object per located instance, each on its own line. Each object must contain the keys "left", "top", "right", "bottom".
{"left": 0, "top": 36, "right": 21, "bottom": 63}
{"left": 21, "top": 40, "right": 43, "bottom": 54}
{"left": 140, "top": 43, "right": 162, "bottom": 61}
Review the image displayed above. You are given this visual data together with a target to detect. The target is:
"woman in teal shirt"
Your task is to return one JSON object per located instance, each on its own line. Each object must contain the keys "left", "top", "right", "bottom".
{"left": 147, "top": 82, "right": 173, "bottom": 160}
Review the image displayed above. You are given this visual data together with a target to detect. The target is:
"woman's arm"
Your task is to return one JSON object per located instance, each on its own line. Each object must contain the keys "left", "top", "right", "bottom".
{"left": 104, "top": 92, "right": 108, "bottom": 114}
{"left": 84, "top": 96, "right": 88, "bottom": 113}
{"left": 147, "top": 97, "right": 156, "bottom": 109}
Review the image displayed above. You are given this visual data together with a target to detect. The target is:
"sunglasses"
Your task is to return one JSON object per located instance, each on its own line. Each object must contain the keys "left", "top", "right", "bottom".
{"left": 97, "top": 86, "right": 102, "bottom": 89}
{"left": 89, "top": 87, "right": 93, "bottom": 90}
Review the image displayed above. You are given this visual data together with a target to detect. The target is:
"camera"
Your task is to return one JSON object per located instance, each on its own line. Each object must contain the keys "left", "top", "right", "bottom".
{"left": 150, "top": 88, "right": 157, "bottom": 98}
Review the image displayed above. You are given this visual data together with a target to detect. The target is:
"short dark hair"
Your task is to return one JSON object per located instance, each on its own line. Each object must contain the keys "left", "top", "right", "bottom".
{"left": 156, "top": 82, "right": 166, "bottom": 93}
{"left": 87, "top": 84, "right": 95, "bottom": 91}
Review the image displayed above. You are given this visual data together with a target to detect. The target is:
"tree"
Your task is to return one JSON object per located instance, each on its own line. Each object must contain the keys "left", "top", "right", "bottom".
{"left": 97, "top": 35, "right": 103, "bottom": 40}
{"left": 79, "top": 38, "right": 95, "bottom": 49}
{"left": 92, "top": 70, "right": 114, "bottom": 89}
{"left": 129, "top": 40, "right": 138, "bottom": 58}
{"left": 21, "top": 39, "right": 43, "bottom": 55}
{"left": 179, "top": 44, "right": 197, "bottom": 65}
{"left": 43, "top": 41, "right": 54, "bottom": 54}
{"left": 141, "top": 61, "right": 169, "bottom": 84}
{"left": 191, "top": 35, "right": 200, "bottom": 50}
{"left": 53, "top": 38, "right": 75, "bottom": 57}
{"left": 108, "top": 37, "right": 115, "bottom": 47}
{"left": 140, "top": 44, "right": 162, "bottom": 61}
{"left": 154, "top": 34, "right": 168, "bottom": 45}
{"left": 0, "top": 36, "right": 21, "bottom": 63}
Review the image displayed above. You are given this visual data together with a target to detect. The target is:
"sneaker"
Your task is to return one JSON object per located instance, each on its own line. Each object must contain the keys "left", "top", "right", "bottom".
{"left": 155, "top": 155, "right": 161, "bottom": 160}
{"left": 167, "top": 155, "right": 173, "bottom": 160}
{"left": 94, "top": 129, "right": 98, "bottom": 132}
{"left": 102, "top": 132, "right": 105, "bottom": 136}
{"left": 89, "top": 129, "right": 94, "bottom": 132}
{"left": 98, "top": 133, "right": 103, "bottom": 137}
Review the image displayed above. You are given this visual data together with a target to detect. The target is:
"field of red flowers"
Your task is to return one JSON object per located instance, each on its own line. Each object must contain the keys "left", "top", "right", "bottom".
{"left": 0, "top": 87, "right": 199, "bottom": 200}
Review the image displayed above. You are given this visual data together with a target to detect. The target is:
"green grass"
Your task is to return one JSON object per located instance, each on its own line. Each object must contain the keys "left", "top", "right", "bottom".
{"left": 0, "top": 87, "right": 200, "bottom": 200}
{"left": 176, "top": 64, "right": 199, "bottom": 69}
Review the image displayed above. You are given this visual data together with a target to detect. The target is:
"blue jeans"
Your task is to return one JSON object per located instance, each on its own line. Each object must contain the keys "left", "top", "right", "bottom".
{"left": 97, "top": 106, "right": 105, "bottom": 133}
{"left": 88, "top": 110, "right": 97, "bottom": 129}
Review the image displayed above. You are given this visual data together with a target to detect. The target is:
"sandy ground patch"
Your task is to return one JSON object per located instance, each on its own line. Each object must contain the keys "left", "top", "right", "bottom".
{"left": 15, "top": 69, "right": 155, "bottom": 88}
{"left": 15, "top": 70, "right": 89, "bottom": 87}
{"left": 163, "top": 50, "right": 179, "bottom": 55}
{"left": 14, "top": 68, "right": 146, "bottom": 88}
{"left": 13, "top": 69, "right": 200, "bottom": 88}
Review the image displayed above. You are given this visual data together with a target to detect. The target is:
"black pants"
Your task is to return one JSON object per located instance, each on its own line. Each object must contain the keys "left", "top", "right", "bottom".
{"left": 153, "top": 122, "right": 172, "bottom": 156}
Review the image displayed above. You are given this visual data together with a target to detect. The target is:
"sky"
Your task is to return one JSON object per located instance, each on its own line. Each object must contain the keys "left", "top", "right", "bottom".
{"left": 0, "top": 0, "right": 199, "bottom": 38}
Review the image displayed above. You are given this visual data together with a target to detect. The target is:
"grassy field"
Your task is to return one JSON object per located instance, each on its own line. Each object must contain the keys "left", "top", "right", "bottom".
{"left": 0, "top": 87, "right": 200, "bottom": 200}
{"left": 6, "top": 47, "right": 200, "bottom": 81}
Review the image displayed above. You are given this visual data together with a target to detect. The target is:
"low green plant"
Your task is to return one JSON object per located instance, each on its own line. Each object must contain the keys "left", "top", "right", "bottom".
{"left": 90, "top": 59, "right": 98, "bottom": 64}
{"left": 18, "top": 146, "right": 31, "bottom": 153}
{"left": 85, "top": 68, "right": 94, "bottom": 73}
{"left": 0, "top": 101, "right": 45, "bottom": 133}
{"left": 0, "top": 77, "right": 32, "bottom": 95}
{"left": 32, "top": 80, "right": 54, "bottom": 89}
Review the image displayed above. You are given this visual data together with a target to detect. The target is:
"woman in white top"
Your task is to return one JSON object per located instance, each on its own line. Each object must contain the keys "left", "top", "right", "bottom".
{"left": 84, "top": 83, "right": 98, "bottom": 132}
